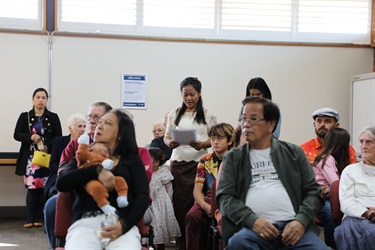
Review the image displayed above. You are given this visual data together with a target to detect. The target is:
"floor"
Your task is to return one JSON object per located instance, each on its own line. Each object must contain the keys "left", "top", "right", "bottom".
{"left": 0, "top": 218, "right": 176, "bottom": 250}
{"left": 0, "top": 218, "right": 49, "bottom": 250}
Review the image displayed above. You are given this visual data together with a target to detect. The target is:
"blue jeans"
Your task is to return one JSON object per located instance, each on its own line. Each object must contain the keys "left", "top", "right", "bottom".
{"left": 316, "top": 200, "right": 335, "bottom": 248}
{"left": 226, "top": 222, "right": 329, "bottom": 250}
{"left": 43, "top": 193, "right": 58, "bottom": 249}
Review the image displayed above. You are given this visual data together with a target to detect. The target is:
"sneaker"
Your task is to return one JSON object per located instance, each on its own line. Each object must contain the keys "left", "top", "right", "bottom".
{"left": 24, "top": 222, "right": 33, "bottom": 228}
{"left": 33, "top": 222, "right": 43, "bottom": 227}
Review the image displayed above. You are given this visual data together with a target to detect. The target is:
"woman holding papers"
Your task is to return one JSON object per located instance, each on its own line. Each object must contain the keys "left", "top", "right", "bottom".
{"left": 164, "top": 77, "right": 217, "bottom": 250}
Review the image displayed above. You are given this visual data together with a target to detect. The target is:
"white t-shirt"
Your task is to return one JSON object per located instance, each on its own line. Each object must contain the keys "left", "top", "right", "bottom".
{"left": 245, "top": 148, "right": 295, "bottom": 223}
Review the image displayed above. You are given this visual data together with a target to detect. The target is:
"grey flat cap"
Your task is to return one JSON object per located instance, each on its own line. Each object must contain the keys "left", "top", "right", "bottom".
{"left": 312, "top": 107, "right": 339, "bottom": 121}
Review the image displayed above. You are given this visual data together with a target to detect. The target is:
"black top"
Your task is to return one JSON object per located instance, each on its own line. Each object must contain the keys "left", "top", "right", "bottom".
{"left": 56, "top": 155, "right": 149, "bottom": 234}
{"left": 44, "top": 134, "right": 71, "bottom": 200}
{"left": 150, "top": 135, "right": 172, "bottom": 160}
{"left": 13, "top": 108, "right": 62, "bottom": 176}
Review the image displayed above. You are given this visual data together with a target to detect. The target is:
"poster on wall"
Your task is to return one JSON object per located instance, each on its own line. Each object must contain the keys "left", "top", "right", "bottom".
{"left": 121, "top": 74, "right": 147, "bottom": 109}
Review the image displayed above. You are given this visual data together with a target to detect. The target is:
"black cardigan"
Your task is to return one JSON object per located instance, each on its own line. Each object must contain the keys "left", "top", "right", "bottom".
{"left": 44, "top": 134, "right": 71, "bottom": 199}
{"left": 13, "top": 108, "right": 62, "bottom": 176}
{"left": 56, "top": 155, "right": 149, "bottom": 235}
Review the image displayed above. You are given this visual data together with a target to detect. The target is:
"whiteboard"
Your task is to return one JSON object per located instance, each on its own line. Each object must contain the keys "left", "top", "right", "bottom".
{"left": 351, "top": 73, "right": 375, "bottom": 155}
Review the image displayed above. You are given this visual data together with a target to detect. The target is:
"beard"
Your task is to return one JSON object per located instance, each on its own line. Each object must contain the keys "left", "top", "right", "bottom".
{"left": 315, "top": 128, "right": 328, "bottom": 139}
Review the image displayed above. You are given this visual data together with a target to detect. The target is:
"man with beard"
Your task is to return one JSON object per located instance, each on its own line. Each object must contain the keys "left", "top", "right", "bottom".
{"left": 300, "top": 107, "right": 357, "bottom": 165}
{"left": 300, "top": 107, "right": 357, "bottom": 249}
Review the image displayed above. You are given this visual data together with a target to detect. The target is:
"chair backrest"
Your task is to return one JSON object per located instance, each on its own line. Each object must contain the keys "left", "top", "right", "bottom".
{"left": 211, "top": 180, "right": 217, "bottom": 216}
{"left": 330, "top": 180, "right": 343, "bottom": 224}
{"left": 55, "top": 192, "right": 74, "bottom": 239}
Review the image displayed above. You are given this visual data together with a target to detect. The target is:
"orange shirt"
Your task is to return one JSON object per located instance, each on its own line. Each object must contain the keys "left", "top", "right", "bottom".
{"left": 300, "top": 136, "right": 357, "bottom": 166}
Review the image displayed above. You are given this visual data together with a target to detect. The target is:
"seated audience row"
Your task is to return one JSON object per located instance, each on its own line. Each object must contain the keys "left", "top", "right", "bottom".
{"left": 14, "top": 75, "right": 371, "bottom": 250}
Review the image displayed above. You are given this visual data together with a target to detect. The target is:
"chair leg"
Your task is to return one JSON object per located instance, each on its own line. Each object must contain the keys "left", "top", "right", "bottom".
{"left": 206, "top": 226, "right": 214, "bottom": 250}
{"left": 213, "top": 227, "right": 220, "bottom": 250}
{"left": 148, "top": 225, "right": 154, "bottom": 248}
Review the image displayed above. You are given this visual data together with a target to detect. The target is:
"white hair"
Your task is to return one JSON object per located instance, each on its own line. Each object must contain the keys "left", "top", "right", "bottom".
{"left": 67, "top": 113, "right": 86, "bottom": 129}
{"left": 360, "top": 126, "right": 375, "bottom": 140}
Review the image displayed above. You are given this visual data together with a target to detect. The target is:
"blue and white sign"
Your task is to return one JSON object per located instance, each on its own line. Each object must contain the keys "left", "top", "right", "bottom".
{"left": 122, "top": 74, "right": 147, "bottom": 109}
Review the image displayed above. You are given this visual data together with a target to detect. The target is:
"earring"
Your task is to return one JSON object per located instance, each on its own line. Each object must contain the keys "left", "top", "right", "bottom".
{"left": 118, "top": 137, "right": 121, "bottom": 141}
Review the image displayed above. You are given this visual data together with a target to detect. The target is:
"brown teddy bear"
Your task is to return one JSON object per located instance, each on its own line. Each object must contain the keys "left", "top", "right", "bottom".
{"left": 76, "top": 134, "right": 128, "bottom": 215}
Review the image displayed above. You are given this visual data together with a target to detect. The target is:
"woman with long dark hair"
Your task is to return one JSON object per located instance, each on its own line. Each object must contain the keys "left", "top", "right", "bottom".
{"left": 313, "top": 127, "right": 351, "bottom": 248}
{"left": 164, "top": 77, "right": 217, "bottom": 250}
{"left": 14, "top": 87, "right": 62, "bottom": 228}
{"left": 56, "top": 109, "right": 149, "bottom": 249}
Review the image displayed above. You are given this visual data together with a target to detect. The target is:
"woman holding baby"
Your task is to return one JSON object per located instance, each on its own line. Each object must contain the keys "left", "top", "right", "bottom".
{"left": 56, "top": 108, "right": 149, "bottom": 249}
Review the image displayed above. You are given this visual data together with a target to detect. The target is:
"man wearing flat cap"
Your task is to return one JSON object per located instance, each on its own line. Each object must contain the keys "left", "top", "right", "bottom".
{"left": 300, "top": 107, "right": 357, "bottom": 248}
{"left": 300, "top": 107, "right": 357, "bottom": 165}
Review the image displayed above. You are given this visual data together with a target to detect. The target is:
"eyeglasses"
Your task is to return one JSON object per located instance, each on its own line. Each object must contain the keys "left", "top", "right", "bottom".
{"left": 238, "top": 116, "right": 265, "bottom": 125}
{"left": 360, "top": 139, "right": 375, "bottom": 147}
{"left": 86, "top": 115, "right": 101, "bottom": 121}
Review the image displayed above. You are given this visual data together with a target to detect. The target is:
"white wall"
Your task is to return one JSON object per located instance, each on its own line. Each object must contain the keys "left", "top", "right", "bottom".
{"left": 0, "top": 32, "right": 372, "bottom": 205}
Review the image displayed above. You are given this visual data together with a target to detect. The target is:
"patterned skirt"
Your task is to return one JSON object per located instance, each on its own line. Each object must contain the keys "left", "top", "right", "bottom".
{"left": 24, "top": 152, "right": 50, "bottom": 189}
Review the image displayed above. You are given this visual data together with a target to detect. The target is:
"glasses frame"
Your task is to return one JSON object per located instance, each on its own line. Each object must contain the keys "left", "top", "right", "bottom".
{"left": 85, "top": 115, "right": 101, "bottom": 121}
{"left": 238, "top": 116, "right": 265, "bottom": 126}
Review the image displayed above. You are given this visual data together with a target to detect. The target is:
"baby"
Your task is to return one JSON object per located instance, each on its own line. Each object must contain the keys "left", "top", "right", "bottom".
{"left": 76, "top": 134, "right": 128, "bottom": 215}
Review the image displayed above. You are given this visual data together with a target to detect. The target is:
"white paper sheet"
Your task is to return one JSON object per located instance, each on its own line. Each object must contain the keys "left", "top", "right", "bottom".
{"left": 171, "top": 128, "right": 197, "bottom": 145}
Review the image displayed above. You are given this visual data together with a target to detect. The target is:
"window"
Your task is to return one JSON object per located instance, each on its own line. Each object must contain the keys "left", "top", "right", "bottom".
{"left": 297, "top": 0, "right": 370, "bottom": 43}
{"left": 58, "top": 0, "right": 137, "bottom": 33}
{"left": 143, "top": 0, "right": 215, "bottom": 28}
{"left": 22, "top": 0, "right": 373, "bottom": 44}
{"left": 0, "top": 0, "right": 43, "bottom": 30}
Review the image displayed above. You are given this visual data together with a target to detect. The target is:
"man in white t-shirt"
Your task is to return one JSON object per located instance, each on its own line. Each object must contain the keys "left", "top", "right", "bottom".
{"left": 216, "top": 96, "right": 329, "bottom": 249}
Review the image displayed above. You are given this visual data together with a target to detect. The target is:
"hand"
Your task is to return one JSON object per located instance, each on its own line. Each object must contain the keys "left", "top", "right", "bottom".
{"left": 169, "top": 140, "right": 180, "bottom": 149}
{"left": 98, "top": 169, "right": 115, "bottom": 191}
{"left": 321, "top": 185, "right": 330, "bottom": 200}
{"left": 281, "top": 220, "right": 305, "bottom": 246}
{"left": 252, "top": 218, "right": 279, "bottom": 240}
{"left": 202, "top": 203, "right": 211, "bottom": 217}
{"left": 190, "top": 141, "right": 204, "bottom": 151}
{"left": 366, "top": 207, "right": 375, "bottom": 222}
{"left": 31, "top": 134, "right": 41, "bottom": 144}
{"left": 100, "top": 219, "right": 122, "bottom": 241}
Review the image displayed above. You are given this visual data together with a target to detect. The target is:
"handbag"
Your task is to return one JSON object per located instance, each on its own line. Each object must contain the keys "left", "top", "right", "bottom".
{"left": 27, "top": 112, "right": 51, "bottom": 168}
{"left": 32, "top": 150, "right": 51, "bottom": 168}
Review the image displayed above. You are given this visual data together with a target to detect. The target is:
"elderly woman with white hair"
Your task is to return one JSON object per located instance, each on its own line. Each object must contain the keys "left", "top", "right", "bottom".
{"left": 334, "top": 126, "right": 375, "bottom": 250}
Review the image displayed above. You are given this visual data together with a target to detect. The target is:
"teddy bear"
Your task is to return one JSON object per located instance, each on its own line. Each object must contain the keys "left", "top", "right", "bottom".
{"left": 76, "top": 134, "right": 128, "bottom": 215}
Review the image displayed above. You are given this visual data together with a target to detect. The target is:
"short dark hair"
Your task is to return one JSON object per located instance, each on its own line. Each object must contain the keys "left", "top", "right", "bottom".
{"left": 33, "top": 87, "right": 48, "bottom": 99}
{"left": 91, "top": 102, "right": 113, "bottom": 113}
{"left": 245, "top": 77, "right": 272, "bottom": 100}
{"left": 111, "top": 108, "right": 138, "bottom": 157}
{"left": 148, "top": 147, "right": 167, "bottom": 166}
{"left": 242, "top": 96, "right": 280, "bottom": 132}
